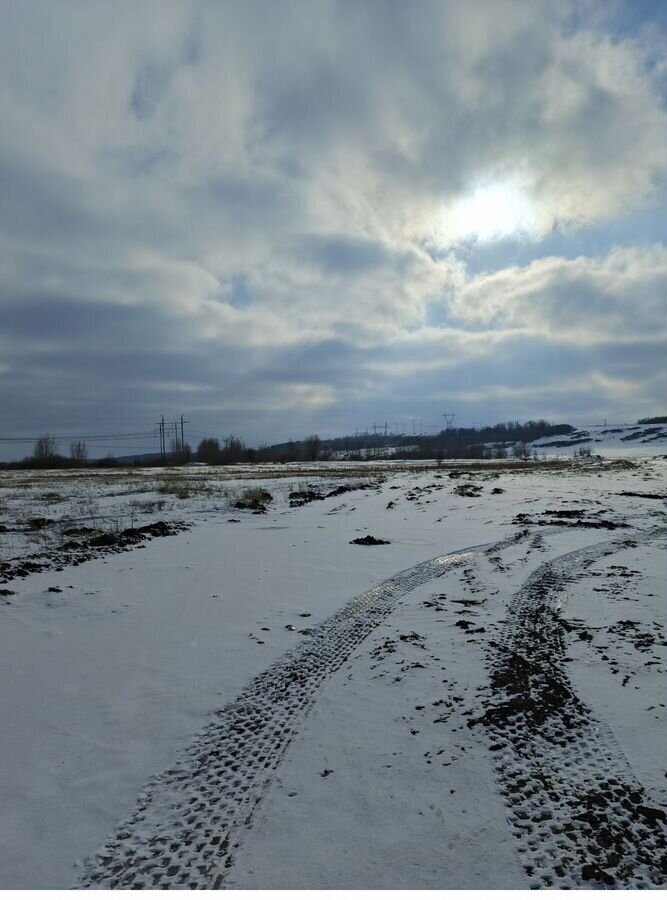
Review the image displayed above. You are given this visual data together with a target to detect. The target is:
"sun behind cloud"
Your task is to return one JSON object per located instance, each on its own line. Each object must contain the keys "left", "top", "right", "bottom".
{"left": 439, "top": 178, "right": 539, "bottom": 246}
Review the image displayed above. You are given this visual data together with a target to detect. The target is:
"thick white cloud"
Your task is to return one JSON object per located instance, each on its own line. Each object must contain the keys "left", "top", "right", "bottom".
{"left": 450, "top": 245, "right": 667, "bottom": 341}
{"left": 0, "top": 0, "right": 665, "bottom": 451}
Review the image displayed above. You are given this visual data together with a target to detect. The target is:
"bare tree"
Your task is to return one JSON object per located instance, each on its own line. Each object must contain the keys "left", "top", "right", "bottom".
{"left": 170, "top": 438, "right": 192, "bottom": 464}
{"left": 223, "top": 435, "right": 245, "bottom": 463}
{"left": 33, "top": 434, "right": 58, "bottom": 463}
{"left": 70, "top": 440, "right": 88, "bottom": 463}
{"left": 304, "top": 434, "right": 321, "bottom": 461}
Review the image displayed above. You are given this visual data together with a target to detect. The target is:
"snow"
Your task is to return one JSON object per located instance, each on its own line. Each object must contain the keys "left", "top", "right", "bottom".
{"left": 0, "top": 455, "right": 665, "bottom": 888}
{"left": 530, "top": 422, "right": 667, "bottom": 458}
{"left": 226, "top": 571, "right": 528, "bottom": 889}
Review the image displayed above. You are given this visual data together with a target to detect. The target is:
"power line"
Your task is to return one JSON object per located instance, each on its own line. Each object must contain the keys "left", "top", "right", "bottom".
{"left": 0, "top": 431, "right": 155, "bottom": 443}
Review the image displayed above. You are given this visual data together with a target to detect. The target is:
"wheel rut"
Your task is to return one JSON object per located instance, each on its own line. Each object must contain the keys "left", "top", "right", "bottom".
{"left": 468, "top": 527, "right": 667, "bottom": 889}
{"left": 75, "top": 534, "right": 521, "bottom": 889}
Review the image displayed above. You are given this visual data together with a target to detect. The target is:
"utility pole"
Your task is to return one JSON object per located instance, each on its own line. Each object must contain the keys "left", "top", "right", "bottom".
{"left": 155, "top": 416, "right": 166, "bottom": 461}
{"left": 180, "top": 415, "right": 189, "bottom": 453}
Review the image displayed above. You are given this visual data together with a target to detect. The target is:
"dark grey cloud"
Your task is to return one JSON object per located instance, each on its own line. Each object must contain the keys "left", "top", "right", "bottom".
{"left": 299, "top": 236, "right": 397, "bottom": 275}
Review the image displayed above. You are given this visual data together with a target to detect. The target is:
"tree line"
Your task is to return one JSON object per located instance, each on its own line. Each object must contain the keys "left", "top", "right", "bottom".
{"left": 1, "top": 419, "right": 574, "bottom": 469}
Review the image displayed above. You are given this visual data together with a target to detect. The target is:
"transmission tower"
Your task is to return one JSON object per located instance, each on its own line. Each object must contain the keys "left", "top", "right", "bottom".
{"left": 443, "top": 411, "right": 456, "bottom": 430}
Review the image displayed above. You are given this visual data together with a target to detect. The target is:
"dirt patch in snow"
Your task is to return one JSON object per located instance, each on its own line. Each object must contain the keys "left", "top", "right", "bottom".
{"left": 350, "top": 535, "right": 391, "bottom": 546}
{"left": 514, "top": 510, "right": 628, "bottom": 530}
{"left": 0, "top": 520, "right": 189, "bottom": 585}
{"left": 289, "top": 482, "right": 376, "bottom": 507}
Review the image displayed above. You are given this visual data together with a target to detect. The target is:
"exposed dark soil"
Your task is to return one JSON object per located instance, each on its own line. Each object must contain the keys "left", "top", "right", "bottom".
{"left": 350, "top": 534, "right": 390, "bottom": 545}
{"left": 621, "top": 427, "right": 665, "bottom": 442}
{"left": 27, "top": 517, "right": 56, "bottom": 530}
{"left": 0, "top": 520, "right": 189, "bottom": 584}
{"left": 538, "top": 437, "right": 591, "bottom": 447}
{"left": 289, "top": 482, "right": 375, "bottom": 507}
{"left": 618, "top": 490, "right": 667, "bottom": 500}
{"left": 453, "top": 483, "right": 482, "bottom": 498}
{"left": 289, "top": 489, "right": 324, "bottom": 507}
{"left": 514, "top": 511, "right": 627, "bottom": 530}
{"left": 467, "top": 538, "right": 667, "bottom": 888}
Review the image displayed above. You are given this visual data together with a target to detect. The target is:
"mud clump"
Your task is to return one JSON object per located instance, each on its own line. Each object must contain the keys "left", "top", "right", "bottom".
{"left": 399, "top": 631, "right": 426, "bottom": 648}
{"left": 350, "top": 534, "right": 390, "bottom": 546}
{"left": 454, "top": 483, "right": 482, "bottom": 498}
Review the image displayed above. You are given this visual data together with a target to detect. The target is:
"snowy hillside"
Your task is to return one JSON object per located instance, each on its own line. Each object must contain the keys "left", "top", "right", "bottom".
{"left": 531, "top": 423, "right": 667, "bottom": 457}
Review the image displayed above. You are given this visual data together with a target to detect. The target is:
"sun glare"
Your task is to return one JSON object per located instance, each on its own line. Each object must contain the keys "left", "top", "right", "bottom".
{"left": 440, "top": 178, "right": 537, "bottom": 244}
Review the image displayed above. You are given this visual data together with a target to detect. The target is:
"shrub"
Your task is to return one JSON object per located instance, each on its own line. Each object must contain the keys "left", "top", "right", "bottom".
{"left": 233, "top": 487, "right": 273, "bottom": 511}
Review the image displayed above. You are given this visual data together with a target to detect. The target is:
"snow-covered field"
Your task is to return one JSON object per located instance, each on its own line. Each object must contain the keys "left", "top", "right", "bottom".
{"left": 0, "top": 453, "right": 665, "bottom": 889}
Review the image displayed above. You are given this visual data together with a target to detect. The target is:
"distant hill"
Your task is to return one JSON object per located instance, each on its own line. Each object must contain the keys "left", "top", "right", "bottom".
{"left": 100, "top": 452, "right": 163, "bottom": 465}
{"left": 530, "top": 423, "right": 667, "bottom": 456}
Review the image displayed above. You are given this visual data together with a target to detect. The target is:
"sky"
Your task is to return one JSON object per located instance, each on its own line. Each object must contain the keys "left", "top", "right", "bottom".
{"left": 0, "top": 0, "right": 665, "bottom": 459}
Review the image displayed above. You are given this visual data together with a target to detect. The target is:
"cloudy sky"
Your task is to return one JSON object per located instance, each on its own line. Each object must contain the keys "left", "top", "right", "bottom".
{"left": 1, "top": 0, "right": 665, "bottom": 458}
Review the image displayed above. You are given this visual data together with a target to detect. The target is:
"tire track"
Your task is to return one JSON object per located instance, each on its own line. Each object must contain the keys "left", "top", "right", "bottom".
{"left": 76, "top": 534, "right": 522, "bottom": 889}
{"left": 468, "top": 528, "right": 667, "bottom": 889}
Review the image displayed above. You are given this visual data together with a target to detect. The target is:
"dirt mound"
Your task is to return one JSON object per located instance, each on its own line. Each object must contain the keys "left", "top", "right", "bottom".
{"left": 350, "top": 534, "right": 390, "bottom": 545}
